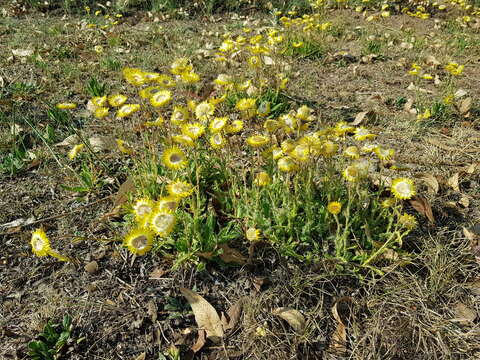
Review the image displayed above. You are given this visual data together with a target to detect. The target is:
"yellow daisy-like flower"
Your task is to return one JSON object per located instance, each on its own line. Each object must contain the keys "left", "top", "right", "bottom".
{"left": 391, "top": 178, "right": 416, "bottom": 200}
{"left": 335, "top": 121, "right": 355, "bottom": 135}
{"left": 209, "top": 117, "right": 228, "bottom": 133}
{"left": 263, "top": 119, "right": 280, "bottom": 133}
{"left": 246, "top": 135, "right": 270, "bottom": 148}
{"left": 92, "top": 95, "right": 107, "bottom": 107}
{"left": 236, "top": 98, "right": 256, "bottom": 111}
{"left": 143, "top": 72, "right": 160, "bottom": 82}
{"left": 354, "top": 127, "right": 376, "bottom": 141}
{"left": 246, "top": 227, "right": 261, "bottom": 241}
{"left": 145, "top": 116, "right": 165, "bottom": 127}
{"left": 398, "top": 213, "right": 417, "bottom": 230}
{"left": 214, "top": 74, "right": 233, "bottom": 86}
{"left": 342, "top": 165, "right": 360, "bottom": 182}
{"left": 171, "top": 106, "right": 190, "bottom": 125}
{"left": 68, "top": 144, "right": 85, "bottom": 160}
{"left": 167, "top": 180, "right": 194, "bottom": 198}
{"left": 195, "top": 101, "right": 215, "bottom": 122}
{"left": 150, "top": 90, "right": 172, "bottom": 108}
{"left": 181, "top": 122, "right": 205, "bottom": 140}
{"left": 296, "top": 105, "right": 313, "bottom": 120}
{"left": 116, "top": 139, "right": 134, "bottom": 155}
{"left": 271, "top": 146, "right": 284, "bottom": 160}
{"left": 257, "top": 101, "right": 271, "bottom": 117}
{"left": 210, "top": 133, "right": 226, "bottom": 149}
{"left": 180, "top": 72, "right": 200, "bottom": 83}
{"left": 277, "top": 156, "right": 298, "bottom": 172}
{"left": 156, "top": 74, "right": 176, "bottom": 88}
{"left": 320, "top": 141, "right": 338, "bottom": 157}
{"left": 225, "top": 120, "right": 243, "bottom": 134}
{"left": 157, "top": 196, "right": 180, "bottom": 212}
{"left": 172, "top": 134, "right": 195, "bottom": 147}
{"left": 209, "top": 93, "right": 227, "bottom": 106}
{"left": 150, "top": 210, "right": 176, "bottom": 237}
{"left": 56, "top": 102, "right": 77, "bottom": 110}
{"left": 108, "top": 94, "right": 128, "bottom": 107}
{"left": 116, "top": 104, "right": 140, "bottom": 118}
{"left": 123, "top": 67, "right": 146, "bottom": 86}
{"left": 123, "top": 228, "right": 154, "bottom": 256}
{"left": 281, "top": 139, "right": 296, "bottom": 153}
{"left": 381, "top": 198, "right": 396, "bottom": 208}
{"left": 254, "top": 172, "right": 271, "bottom": 186}
{"left": 327, "top": 201, "right": 342, "bottom": 215}
{"left": 170, "top": 58, "right": 193, "bottom": 75}
{"left": 344, "top": 146, "right": 360, "bottom": 159}
{"left": 133, "top": 198, "right": 155, "bottom": 226}
{"left": 290, "top": 144, "right": 310, "bottom": 162}
{"left": 293, "top": 41, "right": 304, "bottom": 48}
{"left": 139, "top": 86, "right": 162, "bottom": 99}
{"left": 31, "top": 229, "right": 51, "bottom": 257}
{"left": 247, "top": 55, "right": 261, "bottom": 68}
{"left": 374, "top": 147, "right": 395, "bottom": 161}
{"left": 162, "top": 147, "right": 187, "bottom": 170}
{"left": 94, "top": 107, "right": 109, "bottom": 119}
{"left": 361, "top": 144, "right": 379, "bottom": 153}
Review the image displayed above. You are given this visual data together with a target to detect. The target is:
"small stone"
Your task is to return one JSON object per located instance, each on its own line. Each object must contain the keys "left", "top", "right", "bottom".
{"left": 84, "top": 261, "right": 99, "bottom": 274}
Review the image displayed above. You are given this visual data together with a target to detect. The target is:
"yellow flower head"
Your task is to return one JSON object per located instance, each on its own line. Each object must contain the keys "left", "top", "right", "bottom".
{"left": 391, "top": 178, "right": 416, "bottom": 200}
{"left": 116, "top": 139, "right": 134, "bottom": 155}
{"left": 374, "top": 147, "right": 395, "bottom": 161}
{"left": 167, "top": 180, "right": 194, "bottom": 198}
{"left": 236, "top": 98, "right": 256, "bottom": 111}
{"left": 335, "top": 121, "right": 355, "bottom": 135}
{"left": 254, "top": 171, "right": 271, "bottom": 186}
{"left": 246, "top": 135, "right": 270, "bottom": 148}
{"left": 327, "top": 201, "right": 342, "bottom": 215}
{"left": 290, "top": 144, "right": 310, "bottom": 162}
{"left": 150, "top": 90, "right": 172, "bottom": 107}
{"left": 139, "top": 86, "right": 163, "bottom": 99}
{"left": 209, "top": 117, "right": 228, "bottom": 133}
{"left": 56, "top": 102, "right": 77, "bottom": 110}
{"left": 214, "top": 74, "right": 233, "bottom": 86}
{"left": 170, "top": 58, "right": 193, "bottom": 75}
{"left": 247, "top": 55, "right": 262, "bottom": 68}
{"left": 320, "top": 140, "right": 338, "bottom": 157}
{"left": 150, "top": 210, "right": 176, "bottom": 237}
{"left": 108, "top": 94, "right": 128, "bottom": 107}
{"left": 257, "top": 101, "right": 271, "bottom": 117}
{"left": 94, "top": 107, "right": 109, "bottom": 119}
{"left": 116, "top": 104, "right": 140, "bottom": 118}
{"left": 172, "top": 134, "right": 195, "bottom": 147}
{"left": 157, "top": 196, "right": 180, "bottom": 212}
{"left": 344, "top": 146, "right": 360, "bottom": 159}
{"left": 180, "top": 72, "right": 200, "bottom": 83}
{"left": 162, "top": 147, "right": 187, "bottom": 170}
{"left": 171, "top": 106, "right": 190, "bottom": 125}
{"left": 225, "top": 120, "right": 244, "bottom": 134}
{"left": 123, "top": 67, "right": 146, "bottom": 86}
{"left": 181, "top": 122, "right": 205, "bottom": 140}
{"left": 68, "top": 144, "right": 85, "bottom": 160}
{"left": 145, "top": 116, "right": 165, "bottom": 127}
{"left": 143, "top": 72, "right": 160, "bottom": 82}
{"left": 246, "top": 227, "right": 261, "bottom": 241}
{"left": 195, "top": 101, "right": 215, "bottom": 122}
{"left": 263, "top": 119, "right": 280, "bottom": 133}
{"left": 210, "top": 133, "right": 226, "bottom": 149}
{"left": 381, "top": 198, "right": 396, "bottom": 208}
{"left": 342, "top": 165, "right": 360, "bottom": 182}
{"left": 156, "top": 74, "right": 176, "bottom": 88}
{"left": 31, "top": 229, "right": 51, "bottom": 257}
{"left": 133, "top": 198, "right": 155, "bottom": 226}
{"left": 277, "top": 156, "right": 298, "bottom": 172}
{"left": 354, "top": 127, "right": 376, "bottom": 141}
{"left": 398, "top": 213, "right": 417, "bottom": 230}
{"left": 92, "top": 95, "right": 107, "bottom": 107}
{"left": 123, "top": 228, "right": 154, "bottom": 255}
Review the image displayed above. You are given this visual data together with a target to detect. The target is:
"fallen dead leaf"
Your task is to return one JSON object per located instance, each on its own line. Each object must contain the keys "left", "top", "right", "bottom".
{"left": 12, "top": 48, "right": 33, "bottom": 57}
{"left": 55, "top": 134, "right": 80, "bottom": 147}
{"left": 409, "top": 197, "right": 435, "bottom": 224}
{"left": 455, "top": 89, "right": 468, "bottom": 99}
{"left": 419, "top": 173, "right": 439, "bottom": 194}
{"left": 468, "top": 279, "right": 480, "bottom": 296}
{"left": 458, "top": 195, "right": 470, "bottom": 208}
{"left": 352, "top": 110, "right": 374, "bottom": 126}
{"left": 149, "top": 267, "right": 168, "bottom": 279}
{"left": 225, "top": 298, "right": 244, "bottom": 330}
{"left": 131, "top": 352, "right": 145, "bottom": 360}
{"left": 424, "top": 55, "right": 441, "bottom": 67}
{"left": 218, "top": 243, "right": 247, "bottom": 265}
{"left": 272, "top": 307, "right": 306, "bottom": 333}
{"left": 191, "top": 329, "right": 206, "bottom": 353}
{"left": 447, "top": 173, "right": 460, "bottom": 192}
{"left": 101, "top": 177, "right": 136, "bottom": 220}
{"left": 147, "top": 300, "right": 157, "bottom": 323}
{"left": 458, "top": 97, "right": 472, "bottom": 115}
{"left": 180, "top": 288, "right": 224, "bottom": 343}
{"left": 452, "top": 302, "right": 476, "bottom": 325}
{"left": 251, "top": 276, "right": 269, "bottom": 292}
{"left": 329, "top": 297, "right": 353, "bottom": 355}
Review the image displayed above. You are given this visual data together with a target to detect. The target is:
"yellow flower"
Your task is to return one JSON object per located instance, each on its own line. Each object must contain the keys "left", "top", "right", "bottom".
{"left": 279, "top": 77, "right": 288, "bottom": 90}
{"left": 157, "top": 196, "right": 180, "bottom": 212}
{"left": 398, "top": 213, "right": 417, "bottom": 230}
{"left": 162, "top": 147, "right": 187, "bottom": 170}
{"left": 180, "top": 72, "right": 200, "bottom": 83}
{"left": 195, "top": 101, "right": 215, "bottom": 121}
{"left": 235, "top": 98, "right": 256, "bottom": 111}
{"left": 381, "top": 198, "right": 396, "bottom": 208}
{"left": 354, "top": 127, "right": 376, "bottom": 141}
{"left": 145, "top": 116, "right": 165, "bottom": 127}
{"left": 123, "top": 67, "right": 146, "bottom": 86}
{"left": 246, "top": 135, "right": 270, "bottom": 148}
{"left": 171, "top": 106, "right": 190, "bottom": 125}
{"left": 156, "top": 74, "right": 176, "bottom": 88}
{"left": 225, "top": 120, "right": 244, "bottom": 134}
{"left": 257, "top": 101, "right": 271, "bottom": 117}
{"left": 391, "top": 178, "right": 416, "bottom": 200}
{"left": 172, "top": 134, "right": 195, "bottom": 147}
{"left": 31, "top": 229, "right": 51, "bottom": 257}
{"left": 209, "top": 117, "right": 227, "bottom": 133}
{"left": 116, "top": 139, "right": 134, "bottom": 155}
{"left": 210, "top": 133, "right": 226, "bottom": 149}
{"left": 133, "top": 198, "right": 155, "bottom": 226}
{"left": 150, "top": 210, "right": 176, "bottom": 237}
{"left": 344, "top": 146, "right": 360, "bottom": 159}
{"left": 444, "top": 62, "right": 464, "bottom": 76}
{"left": 56, "top": 102, "right": 77, "bottom": 110}
{"left": 320, "top": 141, "right": 338, "bottom": 157}
{"left": 247, "top": 55, "right": 261, "bottom": 68}
{"left": 277, "top": 156, "right": 298, "bottom": 172}
{"left": 68, "top": 144, "right": 85, "bottom": 160}
{"left": 271, "top": 146, "right": 284, "bottom": 160}
{"left": 246, "top": 227, "right": 261, "bottom": 241}
{"left": 293, "top": 41, "right": 304, "bottom": 48}
{"left": 263, "top": 119, "right": 280, "bottom": 133}
{"left": 167, "top": 180, "right": 194, "bottom": 198}
{"left": 94, "top": 107, "right": 109, "bottom": 119}
{"left": 342, "top": 165, "right": 360, "bottom": 182}
{"left": 116, "top": 104, "right": 140, "bottom": 118}
{"left": 92, "top": 95, "right": 107, "bottom": 107}
{"left": 290, "top": 144, "right": 310, "bottom": 162}
{"left": 150, "top": 90, "right": 172, "bottom": 107}
{"left": 144, "top": 72, "right": 160, "bottom": 82}
{"left": 108, "top": 94, "right": 128, "bottom": 107}
{"left": 181, "top": 122, "right": 205, "bottom": 140}
{"left": 254, "top": 172, "right": 271, "bottom": 186}
{"left": 327, "top": 201, "right": 342, "bottom": 215}
{"left": 214, "top": 74, "right": 233, "bottom": 86}
{"left": 139, "top": 86, "right": 162, "bottom": 99}
{"left": 335, "top": 121, "right": 355, "bottom": 135}
{"left": 296, "top": 105, "right": 313, "bottom": 120}
{"left": 374, "top": 147, "right": 395, "bottom": 161}
{"left": 94, "top": 45, "right": 103, "bottom": 54}
{"left": 123, "top": 228, "right": 154, "bottom": 255}
{"left": 170, "top": 58, "right": 193, "bottom": 75}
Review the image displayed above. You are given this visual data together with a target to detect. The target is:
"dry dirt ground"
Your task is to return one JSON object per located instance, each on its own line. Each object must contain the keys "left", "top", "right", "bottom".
{"left": 1, "top": 4, "right": 480, "bottom": 360}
